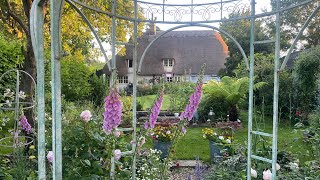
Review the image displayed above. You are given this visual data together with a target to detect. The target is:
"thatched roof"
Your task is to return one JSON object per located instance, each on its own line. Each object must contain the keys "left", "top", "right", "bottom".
{"left": 102, "top": 30, "right": 228, "bottom": 76}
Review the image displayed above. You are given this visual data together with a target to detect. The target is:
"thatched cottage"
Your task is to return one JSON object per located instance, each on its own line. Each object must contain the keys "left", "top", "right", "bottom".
{"left": 101, "top": 26, "right": 229, "bottom": 89}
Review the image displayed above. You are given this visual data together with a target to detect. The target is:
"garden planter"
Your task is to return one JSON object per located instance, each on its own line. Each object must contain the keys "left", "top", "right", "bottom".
{"left": 209, "top": 141, "right": 221, "bottom": 162}
{"left": 153, "top": 141, "right": 172, "bottom": 159}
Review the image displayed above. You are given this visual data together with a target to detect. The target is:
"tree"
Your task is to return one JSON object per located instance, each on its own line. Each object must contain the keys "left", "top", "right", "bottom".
{"left": 292, "top": 46, "right": 320, "bottom": 119}
{"left": 219, "top": 8, "right": 273, "bottom": 77}
{"left": 234, "top": 53, "right": 295, "bottom": 121}
{"left": 0, "top": 0, "right": 144, "bottom": 124}
{"left": 270, "top": 0, "right": 320, "bottom": 49}
{"left": 203, "top": 76, "right": 266, "bottom": 121}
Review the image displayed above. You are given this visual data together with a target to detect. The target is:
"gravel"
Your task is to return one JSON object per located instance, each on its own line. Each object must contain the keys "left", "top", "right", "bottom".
{"left": 168, "top": 167, "right": 195, "bottom": 180}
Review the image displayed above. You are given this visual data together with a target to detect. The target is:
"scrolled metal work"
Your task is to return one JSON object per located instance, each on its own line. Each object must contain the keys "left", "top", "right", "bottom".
{"left": 138, "top": 0, "right": 247, "bottom": 22}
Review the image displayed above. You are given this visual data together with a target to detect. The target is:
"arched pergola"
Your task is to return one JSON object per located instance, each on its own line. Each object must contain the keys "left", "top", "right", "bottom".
{"left": 30, "top": 0, "right": 319, "bottom": 179}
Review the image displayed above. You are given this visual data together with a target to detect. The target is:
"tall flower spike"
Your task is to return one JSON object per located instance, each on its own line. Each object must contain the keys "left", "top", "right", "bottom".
{"left": 19, "top": 116, "right": 32, "bottom": 134}
{"left": 180, "top": 64, "right": 206, "bottom": 121}
{"left": 148, "top": 89, "right": 164, "bottom": 129}
{"left": 103, "top": 87, "right": 123, "bottom": 134}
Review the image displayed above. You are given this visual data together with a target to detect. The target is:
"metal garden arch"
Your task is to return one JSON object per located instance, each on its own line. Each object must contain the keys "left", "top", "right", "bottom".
{"left": 29, "top": 0, "right": 319, "bottom": 179}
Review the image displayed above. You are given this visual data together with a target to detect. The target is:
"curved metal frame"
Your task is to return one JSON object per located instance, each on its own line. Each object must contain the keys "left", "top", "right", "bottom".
{"left": 29, "top": 0, "right": 319, "bottom": 179}
{"left": 65, "top": 0, "right": 112, "bottom": 71}
{"left": 138, "top": 24, "right": 250, "bottom": 73}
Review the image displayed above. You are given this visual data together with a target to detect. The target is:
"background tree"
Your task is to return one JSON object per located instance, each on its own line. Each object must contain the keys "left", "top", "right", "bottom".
{"left": 292, "top": 46, "right": 320, "bottom": 120}
{"left": 0, "top": 0, "right": 144, "bottom": 123}
{"left": 219, "top": 8, "right": 273, "bottom": 77}
{"left": 269, "top": 0, "right": 320, "bottom": 49}
{"left": 234, "top": 53, "right": 295, "bottom": 122}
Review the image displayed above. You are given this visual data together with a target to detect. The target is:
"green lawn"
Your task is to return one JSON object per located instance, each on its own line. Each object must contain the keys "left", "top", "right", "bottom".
{"left": 143, "top": 111, "right": 310, "bottom": 163}
{"left": 137, "top": 94, "right": 171, "bottom": 110}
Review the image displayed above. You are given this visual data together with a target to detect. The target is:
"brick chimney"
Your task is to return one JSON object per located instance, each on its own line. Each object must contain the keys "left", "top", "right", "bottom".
{"left": 149, "top": 13, "right": 156, "bottom": 35}
{"left": 149, "top": 22, "right": 156, "bottom": 35}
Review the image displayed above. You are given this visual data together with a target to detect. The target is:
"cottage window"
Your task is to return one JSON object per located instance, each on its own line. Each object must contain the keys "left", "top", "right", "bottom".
{"left": 166, "top": 76, "right": 173, "bottom": 82}
{"left": 118, "top": 76, "right": 128, "bottom": 84}
{"left": 127, "top": 59, "right": 133, "bottom": 68}
{"left": 163, "top": 59, "right": 174, "bottom": 67}
{"left": 174, "top": 76, "right": 181, "bottom": 82}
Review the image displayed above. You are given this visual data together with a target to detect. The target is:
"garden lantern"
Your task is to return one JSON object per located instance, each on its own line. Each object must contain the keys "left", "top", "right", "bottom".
{"left": 208, "top": 107, "right": 215, "bottom": 123}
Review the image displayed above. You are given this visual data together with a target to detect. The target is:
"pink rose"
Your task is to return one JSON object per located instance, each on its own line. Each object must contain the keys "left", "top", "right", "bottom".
{"left": 263, "top": 169, "right": 272, "bottom": 180}
{"left": 114, "top": 130, "right": 121, "bottom": 137}
{"left": 80, "top": 110, "right": 92, "bottom": 122}
{"left": 114, "top": 149, "right": 122, "bottom": 161}
{"left": 47, "top": 151, "right": 53, "bottom": 163}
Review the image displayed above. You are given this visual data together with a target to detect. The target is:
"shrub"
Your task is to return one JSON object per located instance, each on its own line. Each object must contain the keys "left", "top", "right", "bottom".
{"left": 61, "top": 59, "right": 93, "bottom": 102}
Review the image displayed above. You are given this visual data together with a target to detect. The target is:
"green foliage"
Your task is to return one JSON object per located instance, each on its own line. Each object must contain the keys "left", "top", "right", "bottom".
{"left": 165, "top": 82, "right": 195, "bottom": 112}
{"left": 61, "top": 59, "right": 93, "bottom": 101}
{"left": 0, "top": 32, "right": 23, "bottom": 101}
{"left": 121, "top": 96, "right": 133, "bottom": 127}
{"left": 88, "top": 74, "right": 109, "bottom": 109}
{"left": 204, "top": 145, "right": 247, "bottom": 179}
{"left": 234, "top": 53, "right": 295, "bottom": 120}
{"left": 292, "top": 46, "right": 320, "bottom": 117}
{"left": 202, "top": 76, "right": 266, "bottom": 121}
{"left": 304, "top": 111, "right": 320, "bottom": 159}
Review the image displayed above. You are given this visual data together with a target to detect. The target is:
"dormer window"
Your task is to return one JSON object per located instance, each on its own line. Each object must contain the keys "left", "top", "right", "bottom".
{"left": 163, "top": 58, "right": 174, "bottom": 67}
{"left": 127, "top": 59, "right": 133, "bottom": 68}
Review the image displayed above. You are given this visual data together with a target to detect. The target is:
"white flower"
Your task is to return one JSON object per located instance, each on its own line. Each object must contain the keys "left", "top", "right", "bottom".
{"left": 237, "top": 119, "right": 241, "bottom": 123}
{"left": 251, "top": 168, "right": 257, "bottom": 178}
{"left": 218, "top": 136, "right": 224, "bottom": 140}
{"left": 19, "top": 91, "right": 26, "bottom": 99}
{"left": 263, "top": 169, "right": 272, "bottom": 180}
{"left": 5, "top": 100, "right": 12, "bottom": 107}
{"left": 276, "top": 163, "right": 281, "bottom": 171}
{"left": 226, "top": 139, "right": 231, "bottom": 144}
{"left": 289, "top": 162, "right": 299, "bottom": 171}
{"left": 213, "top": 132, "right": 217, "bottom": 135}
{"left": 203, "top": 134, "right": 206, "bottom": 138}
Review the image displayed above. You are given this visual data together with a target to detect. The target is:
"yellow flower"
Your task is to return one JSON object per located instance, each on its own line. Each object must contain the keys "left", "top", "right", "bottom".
{"left": 29, "top": 145, "right": 35, "bottom": 150}
{"left": 29, "top": 156, "right": 36, "bottom": 160}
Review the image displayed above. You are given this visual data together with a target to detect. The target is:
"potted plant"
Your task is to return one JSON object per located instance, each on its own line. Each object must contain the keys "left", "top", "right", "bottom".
{"left": 151, "top": 124, "right": 177, "bottom": 159}
{"left": 202, "top": 128, "right": 233, "bottom": 162}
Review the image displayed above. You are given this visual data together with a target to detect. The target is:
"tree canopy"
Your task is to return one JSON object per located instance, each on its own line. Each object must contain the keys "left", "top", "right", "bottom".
{"left": 219, "top": 8, "right": 273, "bottom": 77}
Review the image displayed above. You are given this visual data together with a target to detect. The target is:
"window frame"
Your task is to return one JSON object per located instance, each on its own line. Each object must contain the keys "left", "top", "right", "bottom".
{"left": 163, "top": 58, "right": 174, "bottom": 67}
{"left": 118, "top": 76, "right": 129, "bottom": 84}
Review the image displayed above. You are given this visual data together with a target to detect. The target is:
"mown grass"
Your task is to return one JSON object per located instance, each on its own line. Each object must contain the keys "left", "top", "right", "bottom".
{"left": 137, "top": 94, "right": 171, "bottom": 110}
{"left": 143, "top": 111, "right": 310, "bottom": 163}
{"left": 137, "top": 95, "right": 310, "bottom": 163}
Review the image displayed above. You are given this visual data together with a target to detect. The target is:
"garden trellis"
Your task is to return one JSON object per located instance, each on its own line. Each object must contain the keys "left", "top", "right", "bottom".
{"left": 29, "top": 0, "right": 319, "bottom": 179}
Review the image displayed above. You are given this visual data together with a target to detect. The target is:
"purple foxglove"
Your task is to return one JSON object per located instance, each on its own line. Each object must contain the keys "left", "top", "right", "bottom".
{"left": 103, "top": 88, "right": 123, "bottom": 134}
{"left": 180, "top": 83, "right": 203, "bottom": 121}
{"left": 19, "top": 116, "right": 32, "bottom": 134}
{"left": 148, "top": 91, "right": 164, "bottom": 129}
